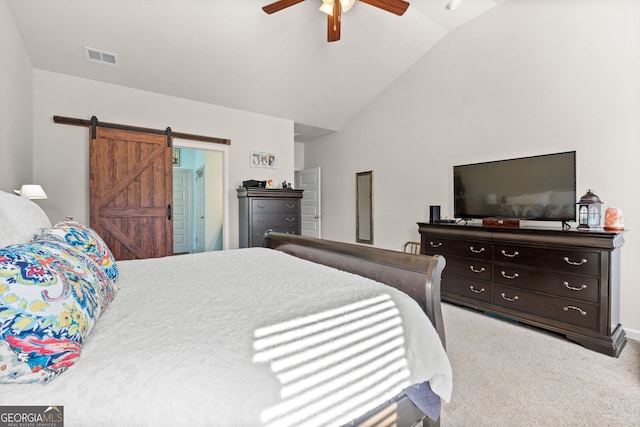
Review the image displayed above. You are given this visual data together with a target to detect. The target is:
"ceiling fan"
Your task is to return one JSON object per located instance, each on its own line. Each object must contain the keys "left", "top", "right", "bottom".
{"left": 262, "top": 0, "right": 410, "bottom": 42}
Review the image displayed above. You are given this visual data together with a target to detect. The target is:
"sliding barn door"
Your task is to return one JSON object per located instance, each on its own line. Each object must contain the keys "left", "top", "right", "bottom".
{"left": 90, "top": 127, "right": 173, "bottom": 260}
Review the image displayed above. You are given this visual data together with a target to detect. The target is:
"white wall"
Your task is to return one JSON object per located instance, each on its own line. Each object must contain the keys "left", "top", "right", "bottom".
{"left": 204, "top": 150, "right": 224, "bottom": 251}
{"left": 32, "top": 70, "right": 295, "bottom": 249}
{"left": 305, "top": 0, "right": 640, "bottom": 335}
{"left": 294, "top": 141, "right": 305, "bottom": 171}
{"left": 0, "top": 0, "right": 33, "bottom": 192}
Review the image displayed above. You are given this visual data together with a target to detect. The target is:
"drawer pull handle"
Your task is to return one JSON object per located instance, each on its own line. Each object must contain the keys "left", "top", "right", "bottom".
{"left": 469, "top": 286, "right": 485, "bottom": 293}
{"left": 501, "top": 250, "right": 519, "bottom": 258}
{"left": 470, "top": 246, "right": 485, "bottom": 253}
{"left": 429, "top": 241, "right": 443, "bottom": 248}
{"left": 285, "top": 217, "right": 295, "bottom": 222}
{"left": 501, "top": 293, "right": 519, "bottom": 302}
{"left": 470, "top": 266, "right": 485, "bottom": 273}
{"left": 256, "top": 232, "right": 264, "bottom": 238}
{"left": 285, "top": 203, "right": 296, "bottom": 209}
{"left": 564, "top": 281, "right": 587, "bottom": 291}
{"left": 257, "top": 218, "right": 264, "bottom": 223}
{"left": 500, "top": 271, "right": 519, "bottom": 280}
{"left": 563, "top": 305, "right": 587, "bottom": 316}
{"left": 257, "top": 203, "right": 266, "bottom": 208}
{"left": 564, "top": 257, "right": 588, "bottom": 266}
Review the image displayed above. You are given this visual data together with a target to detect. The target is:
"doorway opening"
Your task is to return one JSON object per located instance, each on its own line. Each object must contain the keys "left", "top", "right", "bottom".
{"left": 172, "top": 140, "right": 228, "bottom": 252}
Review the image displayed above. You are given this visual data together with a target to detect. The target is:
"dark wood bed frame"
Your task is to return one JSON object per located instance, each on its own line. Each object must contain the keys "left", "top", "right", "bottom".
{"left": 263, "top": 231, "right": 447, "bottom": 427}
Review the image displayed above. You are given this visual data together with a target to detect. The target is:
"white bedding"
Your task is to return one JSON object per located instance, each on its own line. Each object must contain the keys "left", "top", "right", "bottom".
{"left": 0, "top": 190, "right": 51, "bottom": 247}
{"left": 0, "top": 247, "right": 451, "bottom": 426}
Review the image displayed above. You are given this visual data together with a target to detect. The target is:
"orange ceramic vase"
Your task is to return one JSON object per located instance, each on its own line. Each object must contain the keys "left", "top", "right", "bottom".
{"left": 604, "top": 206, "right": 624, "bottom": 230}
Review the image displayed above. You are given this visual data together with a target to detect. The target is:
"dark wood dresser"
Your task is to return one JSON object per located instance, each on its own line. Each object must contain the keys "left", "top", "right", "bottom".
{"left": 238, "top": 188, "right": 303, "bottom": 248}
{"left": 418, "top": 222, "right": 626, "bottom": 356}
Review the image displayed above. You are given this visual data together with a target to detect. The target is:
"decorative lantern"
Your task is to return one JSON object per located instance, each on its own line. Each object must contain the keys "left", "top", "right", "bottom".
{"left": 577, "top": 189, "right": 603, "bottom": 230}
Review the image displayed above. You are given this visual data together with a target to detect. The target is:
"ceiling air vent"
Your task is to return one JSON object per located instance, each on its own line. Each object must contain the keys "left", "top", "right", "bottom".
{"left": 85, "top": 47, "right": 119, "bottom": 67}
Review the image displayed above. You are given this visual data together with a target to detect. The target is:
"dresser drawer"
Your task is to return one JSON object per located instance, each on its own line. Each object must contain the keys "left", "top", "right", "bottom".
{"left": 423, "top": 236, "right": 492, "bottom": 260}
{"left": 493, "top": 244, "right": 599, "bottom": 276}
{"left": 442, "top": 274, "right": 492, "bottom": 303}
{"left": 250, "top": 226, "right": 299, "bottom": 247}
{"left": 493, "top": 264, "right": 599, "bottom": 302}
{"left": 252, "top": 199, "right": 299, "bottom": 213}
{"left": 493, "top": 285, "right": 598, "bottom": 330}
{"left": 252, "top": 213, "right": 298, "bottom": 228}
{"left": 444, "top": 257, "right": 492, "bottom": 282}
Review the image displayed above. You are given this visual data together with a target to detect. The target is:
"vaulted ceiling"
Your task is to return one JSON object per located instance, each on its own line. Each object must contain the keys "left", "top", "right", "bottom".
{"left": 7, "top": 0, "right": 510, "bottom": 141}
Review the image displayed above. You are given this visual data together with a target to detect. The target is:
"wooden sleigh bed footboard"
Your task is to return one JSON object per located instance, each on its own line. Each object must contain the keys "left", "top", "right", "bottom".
{"left": 263, "top": 231, "right": 447, "bottom": 427}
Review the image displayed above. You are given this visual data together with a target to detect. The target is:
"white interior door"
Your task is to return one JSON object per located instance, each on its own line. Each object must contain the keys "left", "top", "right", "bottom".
{"left": 195, "top": 167, "right": 206, "bottom": 253}
{"left": 296, "top": 167, "right": 321, "bottom": 238}
{"left": 173, "top": 169, "right": 192, "bottom": 254}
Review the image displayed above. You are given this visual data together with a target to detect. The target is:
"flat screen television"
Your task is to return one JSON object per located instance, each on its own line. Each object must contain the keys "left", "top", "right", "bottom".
{"left": 453, "top": 151, "right": 576, "bottom": 223}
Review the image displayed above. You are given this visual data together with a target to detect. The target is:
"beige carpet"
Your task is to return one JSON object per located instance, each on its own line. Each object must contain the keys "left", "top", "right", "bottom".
{"left": 440, "top": 303, "right": 640, "bottom": 426}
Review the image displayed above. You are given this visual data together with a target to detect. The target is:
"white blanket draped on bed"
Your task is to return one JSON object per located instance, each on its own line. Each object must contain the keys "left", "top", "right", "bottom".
{"left": 0, "top": 248, "right": 452, "bottom": 426}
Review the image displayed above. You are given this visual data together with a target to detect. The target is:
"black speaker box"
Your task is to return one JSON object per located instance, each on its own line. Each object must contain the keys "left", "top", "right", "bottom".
{"left": 429, "top": 205, "right": 441, "bottom": 223}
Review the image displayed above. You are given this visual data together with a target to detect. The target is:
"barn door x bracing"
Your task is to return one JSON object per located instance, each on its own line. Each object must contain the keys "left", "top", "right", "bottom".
{"left": 90, "top": 127, "right": 173, "bottom": 260}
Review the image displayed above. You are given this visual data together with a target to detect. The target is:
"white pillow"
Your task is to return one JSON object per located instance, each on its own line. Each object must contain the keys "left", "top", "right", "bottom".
{"left": 0, "top": 190, "right": 52, "bottom": 247}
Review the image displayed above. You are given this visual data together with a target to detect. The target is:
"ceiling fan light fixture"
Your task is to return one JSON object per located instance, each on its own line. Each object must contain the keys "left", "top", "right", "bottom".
{"left": 263, "top": 0, "right": 410, "bottom": 42}
{"left": 319, "top": 0, "right": 335, "bottom": 15}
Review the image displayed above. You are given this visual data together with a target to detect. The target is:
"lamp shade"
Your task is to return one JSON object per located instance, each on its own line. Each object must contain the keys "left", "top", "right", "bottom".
{"left": 14, "top": 185, "right": 48, "bottom": 200}
{"left": 340, "top": 0, "right": 356, "bottom": 12}
{"left": 319, "top": 0, "right": 334, "bottom": 15}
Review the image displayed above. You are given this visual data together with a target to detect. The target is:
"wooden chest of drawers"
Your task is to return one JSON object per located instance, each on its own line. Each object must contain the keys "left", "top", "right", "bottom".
{"left": 238, "top": 188, "right": 303, "bottom": 248}
{"left": 418, "top": 222, "right": 626, "bottom": 356}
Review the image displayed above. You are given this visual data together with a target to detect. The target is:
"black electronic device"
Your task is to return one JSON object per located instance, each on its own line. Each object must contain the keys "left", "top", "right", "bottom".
{"left": 435, "top": 219, "right": 456, "bottom": 224}
{"left": 429, "top": 205, "right": 440, "bottom": 223}
{"left": 453, "top": 151, "right": 576, "bottom": 222}
{"left": 242, "top": 180, "right": 266, "bottom": 188}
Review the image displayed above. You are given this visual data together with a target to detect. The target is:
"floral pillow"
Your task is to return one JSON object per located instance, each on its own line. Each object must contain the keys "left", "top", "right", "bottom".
{"left": 33, "top": 218, "right": 118, "bottom": 281}
{"left": 0, "top": 240, "right": 116, "bottom": 384}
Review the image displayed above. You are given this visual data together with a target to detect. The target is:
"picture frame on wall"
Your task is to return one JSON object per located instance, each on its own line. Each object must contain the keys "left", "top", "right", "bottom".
{"left": 250, "top": 151, "right": 277, "bottom": 168}
{"left": 172, "top": 148, "right": 180, "bottom": 166}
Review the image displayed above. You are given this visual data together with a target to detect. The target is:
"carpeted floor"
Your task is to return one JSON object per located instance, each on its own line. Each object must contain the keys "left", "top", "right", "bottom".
{"left": 440, "top": 303, "right": 640, "bottom": 426}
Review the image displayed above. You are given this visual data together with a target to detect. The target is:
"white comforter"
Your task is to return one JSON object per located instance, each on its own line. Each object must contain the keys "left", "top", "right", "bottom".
{"left": 0, "top": 248, "right": 452, "bottom": 426}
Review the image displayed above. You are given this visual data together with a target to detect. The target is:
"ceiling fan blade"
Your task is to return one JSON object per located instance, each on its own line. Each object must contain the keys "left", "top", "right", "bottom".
{"left": 262, "top": 0, "right": 305, "bottom": 14}
{"left": 327, "top": 1, "right": 341, "bottom": 42}
{"left": 359, "top": 0, "right": 410, "bottom": 16}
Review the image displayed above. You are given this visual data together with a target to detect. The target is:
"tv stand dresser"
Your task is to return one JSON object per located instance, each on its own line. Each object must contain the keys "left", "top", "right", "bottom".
{"left": 417, "top": 222, "right": 626, "bottom": 356}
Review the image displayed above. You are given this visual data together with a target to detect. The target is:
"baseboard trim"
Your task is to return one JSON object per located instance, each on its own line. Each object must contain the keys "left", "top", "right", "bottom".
{"left": 625, "top": 327, "right": 640, "bottom": 342}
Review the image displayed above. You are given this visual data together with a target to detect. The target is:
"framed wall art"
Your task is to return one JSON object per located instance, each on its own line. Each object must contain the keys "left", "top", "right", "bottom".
{"left": 250, "top": 151, "right": 277, "bottom": 168}
{"left": 172, "top": 148, "right": 180, "bottom": 166}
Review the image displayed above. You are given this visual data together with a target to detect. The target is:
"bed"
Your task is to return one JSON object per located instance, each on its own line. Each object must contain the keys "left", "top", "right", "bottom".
{"left": 0, "top": 190, "right": 452, "bottom": 426}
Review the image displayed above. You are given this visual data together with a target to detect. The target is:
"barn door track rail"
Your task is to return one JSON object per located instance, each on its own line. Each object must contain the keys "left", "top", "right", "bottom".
{"left": 53, "top": 115, "right": 231, "bottom": 146}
